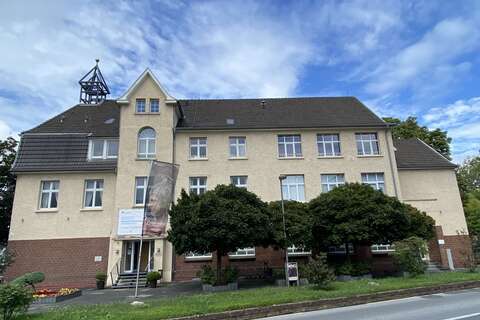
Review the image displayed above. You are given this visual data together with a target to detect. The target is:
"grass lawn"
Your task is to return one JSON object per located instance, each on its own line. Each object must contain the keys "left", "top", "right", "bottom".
{"left": 23, "top": 272, "right": 480, "bottom": 320}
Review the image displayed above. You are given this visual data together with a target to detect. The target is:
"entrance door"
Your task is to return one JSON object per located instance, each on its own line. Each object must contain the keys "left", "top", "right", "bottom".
{"left": 124, "top": 241, "right": 140, "bottom": 273}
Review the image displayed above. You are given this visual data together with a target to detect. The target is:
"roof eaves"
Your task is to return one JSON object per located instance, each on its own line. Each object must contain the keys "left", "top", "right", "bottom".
{"left": 175, "top": 124, "right": 390, "bottom": 131}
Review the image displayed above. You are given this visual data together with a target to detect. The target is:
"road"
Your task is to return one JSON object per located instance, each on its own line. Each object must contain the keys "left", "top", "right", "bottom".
{"left": 258, "top": 288, "right": 480, "bottom": 320}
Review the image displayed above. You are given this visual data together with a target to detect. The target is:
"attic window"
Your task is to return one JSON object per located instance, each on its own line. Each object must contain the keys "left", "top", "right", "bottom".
{"left": 226, "top": 118, "right": 235, "bottom": 125}
{"left": 88, "top": 139, "right": 118, "bottom": 160}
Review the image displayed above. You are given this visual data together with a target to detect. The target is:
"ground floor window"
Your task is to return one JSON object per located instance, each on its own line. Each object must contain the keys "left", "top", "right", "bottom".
{"left": 287, "top": 245, "right": 311, "bottom": 256}
{"left": 189, "top": 177, "right": 207, "bottom": 195}
{"left": 229, "top": 247, "right": 255, "bottom": 258}
{"left": 328, "top": 243, "right": 354, "bottom": 254}
{"left": 371, "top": 244, "right": 395, "bottom": 254}
{"left": 185, "top": 252, "right": 212, "bottom": 260}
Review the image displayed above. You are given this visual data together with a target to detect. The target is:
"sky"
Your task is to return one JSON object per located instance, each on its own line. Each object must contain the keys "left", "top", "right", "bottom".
{"left": 0, "top": 0, "right": 479, "bottom": 163}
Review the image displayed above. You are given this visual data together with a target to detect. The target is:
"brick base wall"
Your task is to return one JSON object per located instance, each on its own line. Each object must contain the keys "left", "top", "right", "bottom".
{"left": 5, "top": 237, "right": 110, "bottom": 289}
{"left": 428, "top": 226, "right": 472, "bottom": 269}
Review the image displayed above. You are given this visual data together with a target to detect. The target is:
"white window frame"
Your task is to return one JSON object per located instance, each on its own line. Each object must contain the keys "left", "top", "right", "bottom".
{"left": 371, "top": 244, "right": 395, "bottom": 254}
{"left": 277, "top": 134, "right": 302, "bottom": 158}
{"left": 39, "top": 180, "right": 59, "bottom": 209}
{"left": 136, "top": 98, "right": 146, "bottom": 113}
{"left": 229, "top": 136, "right": 246, "bottom": 158}
{"left": 361, "top": 172, "right": 385, "bottom": 192}
{"left": 189, "top": 137, "right": 208, "bottom": 159}
{"left": 317, "top": 134, "right": 341, "bottom": 157}
{"left": 287, "top": 245, "right": 311, "bottom": 256}
{"left": 83, "top": 179, "right": 104, "bottom": 209}
{"left": 149, "top": 98, "right": 160, "bottom": 113}
{"left": 356, "top": 133, "right": 380, "bottom": 155}
{"left": 229, "top": 247, "right": 255, "bottom": 259}
{"left": 134, "top": 177, "right": 147, "bottom": 205}
{"left": 328, "top": 243, "right": 354, "bottom": 255}
{"left": 230, "top": 176, "right": 248, "bottom": 189}
{"left": 321, "top": 174, "right": 345, "bottom": 192}
{"left": 88, "top": 139, "right": 119, "bottom": 160}
{"left": 189, "top": 177, "right": 207, "bottom": 195}
{"left": 137, "top": 128, "right": 156, "bottom": 159}
{"left": 281, "top": 175, "right": 305, "bottom": 202}
{"left": 185, "top": 252, "right": 212, "bottom": 261}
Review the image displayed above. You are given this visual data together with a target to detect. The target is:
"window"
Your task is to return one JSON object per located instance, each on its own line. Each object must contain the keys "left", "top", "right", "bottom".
{"left": 229, "top": 247, "right": 255, "bottom": 258}
{"left": 88, "top": 139, "right": 118, "bottom": 160}
{"left": 150, "top": 99, "right": 159, "bottom": 112}
{"left": 84, "top": 179, "right": 103, "bottom": 208}
{"left": 317, "top": 134, "right": 341, "bottom": 157}
{"left": 287, "top": 245, "right": 311, "bottom": 256}
{"left": 278, "top": 135, "right": 302, "bottom": 158}
{"left": 371, "top": 244, "right": 395, "bottom": 254}
{"left": 229, "top": 136, "right": 246, "bottom": 158}
{"left": 361, "top": 172, "right": 385, "bottom": 192}
{"left": 281, "top": 175, "right": 305, "bottom": 202}
{"left": 135, "top": 177, "right": 147, "bottom": 205}
{"left": 185, "top": 252, "right": 212, "bottom": 260}
{"left": 189, "top": 177, "right": 207, "bottom": 195}
{"left": 321, "top": 174, "right": 345, "bottom": 192}
{"left": 39, "top": 181, "right": 59, "bottom": 209}
{"left": 230, "top": 176, "right": 247, "bottom": 188}
{"left": 138, "top": 128, "right": 156, "bottom": 159}
{"left": 328, "top": 243, "right": 354, "bottom": 255}
{"left": 190, "top": 137, "right": 207, "bottom": 159}
{"left": 136, "top": 99, "right": 146, "bottom": 113}
{"left": 356, "top": 133, "right": 379, "bottom": 155}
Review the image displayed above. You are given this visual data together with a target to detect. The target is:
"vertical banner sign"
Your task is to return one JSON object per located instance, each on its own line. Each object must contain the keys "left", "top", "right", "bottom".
{"left": 143, "top": 161, "right": 179, "bottom": 237}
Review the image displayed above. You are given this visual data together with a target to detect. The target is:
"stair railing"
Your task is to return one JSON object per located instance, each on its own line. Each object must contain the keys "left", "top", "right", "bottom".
{"left": 109, "top": 258, "right": 121, "bottom": 286}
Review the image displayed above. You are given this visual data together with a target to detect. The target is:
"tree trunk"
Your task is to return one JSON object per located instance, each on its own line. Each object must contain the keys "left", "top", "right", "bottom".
{"left": 345, "top": 242, "right": 350, "bottom": 262}
{"left": 216, "top": 251, "right": 223, "bottom": 285}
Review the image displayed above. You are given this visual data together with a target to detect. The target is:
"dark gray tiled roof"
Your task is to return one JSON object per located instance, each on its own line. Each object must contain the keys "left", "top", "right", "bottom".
{"left": 177, "top": 97, "right": 388, "bottom": 130}
{"left": 26, "top": 100, "right": 120, "bottom": 137}
{"left": 393, "top": 138, "right": 456, "bottom": 170}
{"left": 12, "top": 135, "right": 117, "bottom": 173}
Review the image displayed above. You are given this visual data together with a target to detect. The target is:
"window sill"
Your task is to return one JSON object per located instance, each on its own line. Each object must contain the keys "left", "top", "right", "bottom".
{"left": 228, "top": 255, "right": 256, "bottom": 260}
{"left": 357, "top": 154, "right": 383, "bottom": 158}
{"left": 188, "top": 158, "right": 208, "bottom": 161}
{"left": 277, "top": 156, "right": 304, "bottom": 160}
{"left": 228, "top": 157, "right": 248, "bottom": 160}
{"left": 133, "top": 204, "right": 145, "bottom": 208}
{"left": 185, "top": 256, "right": 212, "bottom": 262}
{"left": 136, "top": 157, "right": 156, "bottom": 161}
{"left": 134, "top": 112, "right": 160, "bottom": 115}
{"left": 288, "top": 252, "right": 312, "bottom": 257}
{"left": 80, "top": 208, "right": 103, "bottom": 212}
{"left": 317, "top": 156, "right": 343, "bottom": 159}
{"left": 35, "top": 209, "right": 58, "bottom": 213}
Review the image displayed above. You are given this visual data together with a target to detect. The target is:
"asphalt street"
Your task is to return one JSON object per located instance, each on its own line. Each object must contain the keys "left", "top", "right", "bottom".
{"left": 259, "top": 288, "right": 480, "bottom": 320}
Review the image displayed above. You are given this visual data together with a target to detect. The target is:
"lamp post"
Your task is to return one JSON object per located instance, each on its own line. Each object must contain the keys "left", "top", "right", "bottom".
{"left": 278, "top": 175, "right": 289, "bottom": 287}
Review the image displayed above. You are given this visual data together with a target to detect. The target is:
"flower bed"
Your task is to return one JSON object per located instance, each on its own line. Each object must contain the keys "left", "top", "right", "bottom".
{"left": 33, "top": 288, "right": 82, "bottom": 304}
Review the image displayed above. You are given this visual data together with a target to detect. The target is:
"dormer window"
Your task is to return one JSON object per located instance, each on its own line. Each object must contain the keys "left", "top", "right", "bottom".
{"left": 88, "top": 139, "right": 118, "bottom": 160}
{"left": 150, "top": 99, "right": 160, "bottom": 112}
{"left": 136, "top": 99, "right": 146, "bottom": 113}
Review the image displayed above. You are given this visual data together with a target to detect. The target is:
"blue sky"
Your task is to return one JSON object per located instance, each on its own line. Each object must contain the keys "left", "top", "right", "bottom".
{"left": 0, "top": 0, "right": 479, "bottom": 163}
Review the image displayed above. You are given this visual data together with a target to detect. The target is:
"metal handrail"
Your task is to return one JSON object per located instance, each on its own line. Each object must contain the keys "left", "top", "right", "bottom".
{"left": 109, "top": 258, "right": 121, "bottom": 286}
{"left": 144, "top": 254, "right": 154, "bottom": 272}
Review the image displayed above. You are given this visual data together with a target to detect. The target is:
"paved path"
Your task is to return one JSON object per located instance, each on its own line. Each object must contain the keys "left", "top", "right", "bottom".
{"left": 259, "top": 288, "right": 480, "bottom": 320}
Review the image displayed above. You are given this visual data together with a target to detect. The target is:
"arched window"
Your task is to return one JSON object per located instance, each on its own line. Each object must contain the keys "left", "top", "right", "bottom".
{"left": 138, "top": 128, "right": 156, "bottom": 159}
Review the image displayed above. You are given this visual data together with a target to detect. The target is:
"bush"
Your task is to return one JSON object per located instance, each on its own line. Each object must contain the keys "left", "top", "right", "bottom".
{"left": 272, "top": 268, "right": 285, "bottom": 280}
{"left": 95, "top": 272, "right": 107, "bottom": 282}
{"left": 393, "top": 236, "right": 427, "bottom": 277}
{"left": 10, "top": 272, "right": 45, "bottom": 290}
{"left": 0, "top": 284, "right": 34, "bottom": 320}
{"left": 0, "top": 249, "right": 14, "bottom": 275}
{"left": 224, "top": 266, "right": 239, "bottom": 283}
{"left": 197, "top": 265, "right": 216, "bottom": 285}
{"left": 146, "top": 271, "right": 161, "bottom": 283}
{"left": 303, "top": 254, "right": 335, "bottom": 289}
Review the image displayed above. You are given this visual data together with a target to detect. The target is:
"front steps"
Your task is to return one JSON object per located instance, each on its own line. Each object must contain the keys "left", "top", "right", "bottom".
{"left": 426, "top": 261, "right": 448, "bottom": 273}
{"left": 112, "top": 272, "right": 147, "bottom": 289}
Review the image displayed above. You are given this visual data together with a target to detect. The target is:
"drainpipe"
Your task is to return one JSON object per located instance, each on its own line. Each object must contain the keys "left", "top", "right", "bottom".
{"left": 385, "top": 128, "right": 399, "bottom": 198}
{"left": 170, "top": 126, "right": 177, "bottom": 281}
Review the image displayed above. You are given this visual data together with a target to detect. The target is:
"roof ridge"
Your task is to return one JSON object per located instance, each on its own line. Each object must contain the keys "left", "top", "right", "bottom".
{"left": 179, "top": 96, "right": 357, "bottom": 102}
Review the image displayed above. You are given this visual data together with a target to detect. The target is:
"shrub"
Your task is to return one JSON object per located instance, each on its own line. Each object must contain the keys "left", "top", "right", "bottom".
{"left": 393, "top": 236, "right": 427, "bottom": 277}
{"left": 272, "top": 268, "right": 285, "bottom": 280}
{"left": 224, "top": 266, "right": 239, "bottom": 283}
{"left": 0, "top": 249, "right": 14, "bottom": 275}
{"left": 95, "top": 272, "right": 107, "bottom": 282}
{"left": 0, "top": 284, "right": 34, "bottom": 320}
{"left": 146, "top": 271, "right": 161, "bottom": 283}
{"left": 303, "top": 253, "right": 335, "bottom": 289}
{"left": 11, "top": 272, "right": 45, "bottom": 290}
{"left": 197, "top": 265, "right": 216, "bottom": 285}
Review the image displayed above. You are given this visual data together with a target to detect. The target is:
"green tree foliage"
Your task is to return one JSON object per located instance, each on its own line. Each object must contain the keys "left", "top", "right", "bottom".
{"left": 383, "top": 117, "right": 452, "bottom": 159}
{"left": 0, "top": 284, "right": 33, "bottom": 320}
{"left": 0, "top": 138, "right": 17, "bottom": 245}
{"left": 457, "top": 156, "right": 480, "bottom": 200}
{"left": 404, "top": 203, "right": 436, "bottom": 240}
{"left": 268, "top": 200, "right": 312, "bottom": 249}
{"left": 302, "top": 253, "right": 335, "bottom": 289}
{"left": 168, "top": 185, "right": 275, "bottom": 284}
{"left": 11, "top": 272, "right": 45, "bottom": 291}
{"left": 464, "top": 192, "right": 480, "bottom": 237}
{"left": 393, "top": 236, "right": 427, "bottom": 277}
{"left": 309, "top": 183, "right": 435, "bottom": 254}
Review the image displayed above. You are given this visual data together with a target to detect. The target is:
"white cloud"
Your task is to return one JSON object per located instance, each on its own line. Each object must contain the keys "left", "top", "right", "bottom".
{"left": 0, "top": 120, "right": 15, "bottom": 140}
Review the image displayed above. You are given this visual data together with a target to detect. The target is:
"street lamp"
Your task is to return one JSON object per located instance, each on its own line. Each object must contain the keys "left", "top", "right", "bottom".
{"left": 278, "top": 175, "right": 289, "bottom": 287}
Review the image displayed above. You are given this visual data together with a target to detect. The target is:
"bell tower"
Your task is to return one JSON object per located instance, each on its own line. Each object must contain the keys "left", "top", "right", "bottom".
{"left": 78, "top": 59, "right": 110, "bottom": 104}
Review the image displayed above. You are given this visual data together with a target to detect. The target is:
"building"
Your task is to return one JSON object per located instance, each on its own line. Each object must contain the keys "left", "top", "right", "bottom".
{"left": 6, "top": 67, "right": 470, "bottom": 288}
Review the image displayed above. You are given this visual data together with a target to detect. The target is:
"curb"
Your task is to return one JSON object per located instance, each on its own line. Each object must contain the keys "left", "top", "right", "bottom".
{"left": 171, "top": 280, "right": 480, "bottom": 320}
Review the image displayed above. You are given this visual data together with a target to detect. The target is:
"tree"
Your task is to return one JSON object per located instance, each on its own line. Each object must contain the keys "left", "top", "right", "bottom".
{"left": 268, "top": 200, "right": 312, "bottom": 249}
{"left": 309, "top": 183, "right": 435, "bottom": 256}
{"left": 168, "top": 185, "right": 274, "bottom": 284}
{"left": 383, "top": 117, "right": 452, "bottom": 159}
{"left": 457, "top": 155, "right": 480, "bottom": 200}
{"left": 0, "top": 137, "right": 17, "bottom": 245}
{"left": 464, "top": 192, "right": 480, "bottom": 237}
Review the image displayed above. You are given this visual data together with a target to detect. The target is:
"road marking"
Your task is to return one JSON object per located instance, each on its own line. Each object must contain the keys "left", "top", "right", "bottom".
{"left": 441, "top": 313, "right": 480, "bottom": 320}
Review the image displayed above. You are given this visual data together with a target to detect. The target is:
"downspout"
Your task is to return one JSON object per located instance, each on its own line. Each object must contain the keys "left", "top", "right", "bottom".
{"left": 170, "top": 125, "right": 177, "bottom": 281}
{"left": 385, "top": 128, "right": 399, "bottom": 198}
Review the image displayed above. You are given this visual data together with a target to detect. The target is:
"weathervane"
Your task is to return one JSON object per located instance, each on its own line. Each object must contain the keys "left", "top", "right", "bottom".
{"left": 78, "top": 59, "right": 110, "bottom": 104}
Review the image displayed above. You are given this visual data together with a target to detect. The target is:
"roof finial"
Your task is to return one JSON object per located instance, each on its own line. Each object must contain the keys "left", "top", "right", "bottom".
{"left": 78, "top": 60, "right": 110, "bottom": 104}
